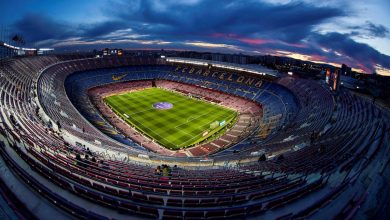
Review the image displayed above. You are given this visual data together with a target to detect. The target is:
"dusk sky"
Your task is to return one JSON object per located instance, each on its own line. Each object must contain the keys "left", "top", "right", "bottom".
{"left": 1, "top": 0, "right": 390, "bottom": 75}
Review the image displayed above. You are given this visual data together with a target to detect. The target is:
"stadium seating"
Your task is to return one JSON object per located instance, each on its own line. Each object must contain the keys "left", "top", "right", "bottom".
{"left": 0, "top": 55, "right": 389, "bottom": 219}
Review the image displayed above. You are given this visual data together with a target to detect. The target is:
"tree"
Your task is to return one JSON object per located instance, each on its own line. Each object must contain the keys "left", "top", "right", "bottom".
{"left": 11, "top": 34, "right": 25, "bottom": 45}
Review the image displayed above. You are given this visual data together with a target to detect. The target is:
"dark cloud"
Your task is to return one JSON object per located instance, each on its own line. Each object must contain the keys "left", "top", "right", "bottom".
{"left": 309, "top": 32, "right": 390, "bottom": 72}
{"left": 8, "top": 0, "right": 390, "bottom": 74}
{"left": 12, "top": 0, "right": 345, "bottom": 44}
{"left": 80, "top": 20, "right": 127, "bottom": 38}
{"left": 348, "top": 21, "right": 389, "bottom": 38}
{"left": 365, "top": 22, "right": 389, "bottom": 38}
{"left": 12, "top": 13, "right": 76, "bottom": 42}
{"left": 109, "top": 0, "right": 344, "bottom": 43}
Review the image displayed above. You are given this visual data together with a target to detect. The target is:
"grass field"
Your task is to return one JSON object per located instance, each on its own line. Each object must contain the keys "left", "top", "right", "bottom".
{"left": 103, "top": 88, "right": 237, "bottom": 150}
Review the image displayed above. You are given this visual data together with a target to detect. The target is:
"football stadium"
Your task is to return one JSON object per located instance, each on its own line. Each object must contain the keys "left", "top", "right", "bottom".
{"left": 1, "top": 1, "right": 390, "bottom": 220}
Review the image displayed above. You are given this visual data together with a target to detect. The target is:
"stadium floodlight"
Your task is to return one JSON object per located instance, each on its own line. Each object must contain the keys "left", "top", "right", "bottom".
{"left": 22, "top": 47, "right": 37, "bottom": 51}
{"left": 3, "top": 42, "right": 20, "bottom": 50}
{"left": 2, "top": 42, "right": 39, "bottom": 51}
{"left": 39, "top": 48, "right": 54, "bottom": 51}
{"left": 167, "top": 57, "right": 278, "bottom": 77}
{"left": 166, "top": 58, "right": 208, "bottom": 66}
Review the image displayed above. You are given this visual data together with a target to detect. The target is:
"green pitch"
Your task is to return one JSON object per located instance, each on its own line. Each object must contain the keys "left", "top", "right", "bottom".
{"left": 104, "top": 88, "right": 237, "bottom": 150}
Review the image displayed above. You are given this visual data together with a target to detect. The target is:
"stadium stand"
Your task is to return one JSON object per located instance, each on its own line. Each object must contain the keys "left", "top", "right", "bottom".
{"left": 0, "top": 55, "right": 389, "bottom": 219}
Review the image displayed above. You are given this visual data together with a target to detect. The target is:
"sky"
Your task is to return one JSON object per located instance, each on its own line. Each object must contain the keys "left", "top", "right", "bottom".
{"left": 1, "top": 0, "right": 390, "bottom": 75}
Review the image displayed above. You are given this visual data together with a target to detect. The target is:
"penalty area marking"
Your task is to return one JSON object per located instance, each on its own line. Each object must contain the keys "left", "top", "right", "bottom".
{"left": 176, "top": 111, "right": 237, "bottom": 147}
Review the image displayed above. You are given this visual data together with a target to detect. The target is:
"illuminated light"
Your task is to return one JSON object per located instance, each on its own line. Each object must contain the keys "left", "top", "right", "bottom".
{"left": 288, "top": 72, "right": 293, "bottom": 76}
{"left": 21, "top": 47, "right": 37, "bottom": 51}
{"left": 161, "top": 55, "right": 166, "bottom": 58}
{"left": 3, "top": 42, "right": 20, "bottom": 50}
{"left": 2, "top": 42, "right": 42, "bottom": 51}
{"left": 325, "top": 69, "right": 331, "bottom": 85}
{"left": 38, "top": 48, "right": 54, "bottom": 51}
{"left": 166, "top": 58, "right": 278, "bottom": 77}
{"left": 166, "top": 58, "right": 208, "bottom": 66}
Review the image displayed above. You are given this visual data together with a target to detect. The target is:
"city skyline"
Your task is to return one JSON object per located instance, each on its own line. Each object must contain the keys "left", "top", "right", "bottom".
{"left": 1, "top": 0, "right": 389, "bottom": 75}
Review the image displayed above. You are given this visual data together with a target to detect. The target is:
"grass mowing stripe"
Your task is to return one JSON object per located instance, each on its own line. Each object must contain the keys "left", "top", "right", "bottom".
{"left": 104, "top": 88, "right": 238, "bottom": 149}
{"left": 179, "top": 111, "right": 237, "bottom": 147}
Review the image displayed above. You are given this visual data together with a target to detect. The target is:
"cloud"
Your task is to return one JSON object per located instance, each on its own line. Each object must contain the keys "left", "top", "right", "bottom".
{"left": 184, "top": 41, "right": 242, "bottom": 51}
{"left": 11, "top": 0, "right": 344, "bottom": 48}
{"left": 80, "top": 20, "right": 127, "bottom": 38}
{"left": 8, "top": 0, "right": 390, "bottom": 75}
{"left": 107, "top": 0, "right": 344, "bottom": 43}
{"left": 365, "top": 22, "right": 389, "bottom": 38}
{"left": 12, "top": 13, "right": 76, "bottom": 42}
{"left": 52, "top": 37, "right": 171, "bottom": 47}
{"left": 308, "top": 32, "right": 390, "bottom": 73}
{"left": 375, "top": 64, "right": 390, "bottom": 76}
{"left": 348, "top": 21, "right": 389, "bottom": 38}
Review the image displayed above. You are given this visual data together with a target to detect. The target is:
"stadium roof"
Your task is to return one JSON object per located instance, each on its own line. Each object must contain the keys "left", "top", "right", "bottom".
{"left": 165, "top": 57, "right": 279, "bottom": 77}
{"left": 0, "top": 41, "right": 54, "bottom": 52}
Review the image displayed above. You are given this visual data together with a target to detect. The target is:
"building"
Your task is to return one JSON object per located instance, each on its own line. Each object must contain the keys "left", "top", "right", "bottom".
{"left": 341, "top": 63, "right": 352, "bottom": 76}
{"left": 102, "top": 48, "right": 123, "bottom": 56}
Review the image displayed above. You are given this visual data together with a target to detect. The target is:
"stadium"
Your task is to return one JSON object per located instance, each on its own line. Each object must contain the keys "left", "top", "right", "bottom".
{"left": 1, "top": 1, "right": 390, "bottom": 220}
{"left": 0, "top": 51, "right": 389, "bottom": 219}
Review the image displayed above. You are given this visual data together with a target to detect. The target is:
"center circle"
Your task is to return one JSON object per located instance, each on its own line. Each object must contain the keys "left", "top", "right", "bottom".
{"left": 153, "top": 102, "right": 173, "bottom": 110}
